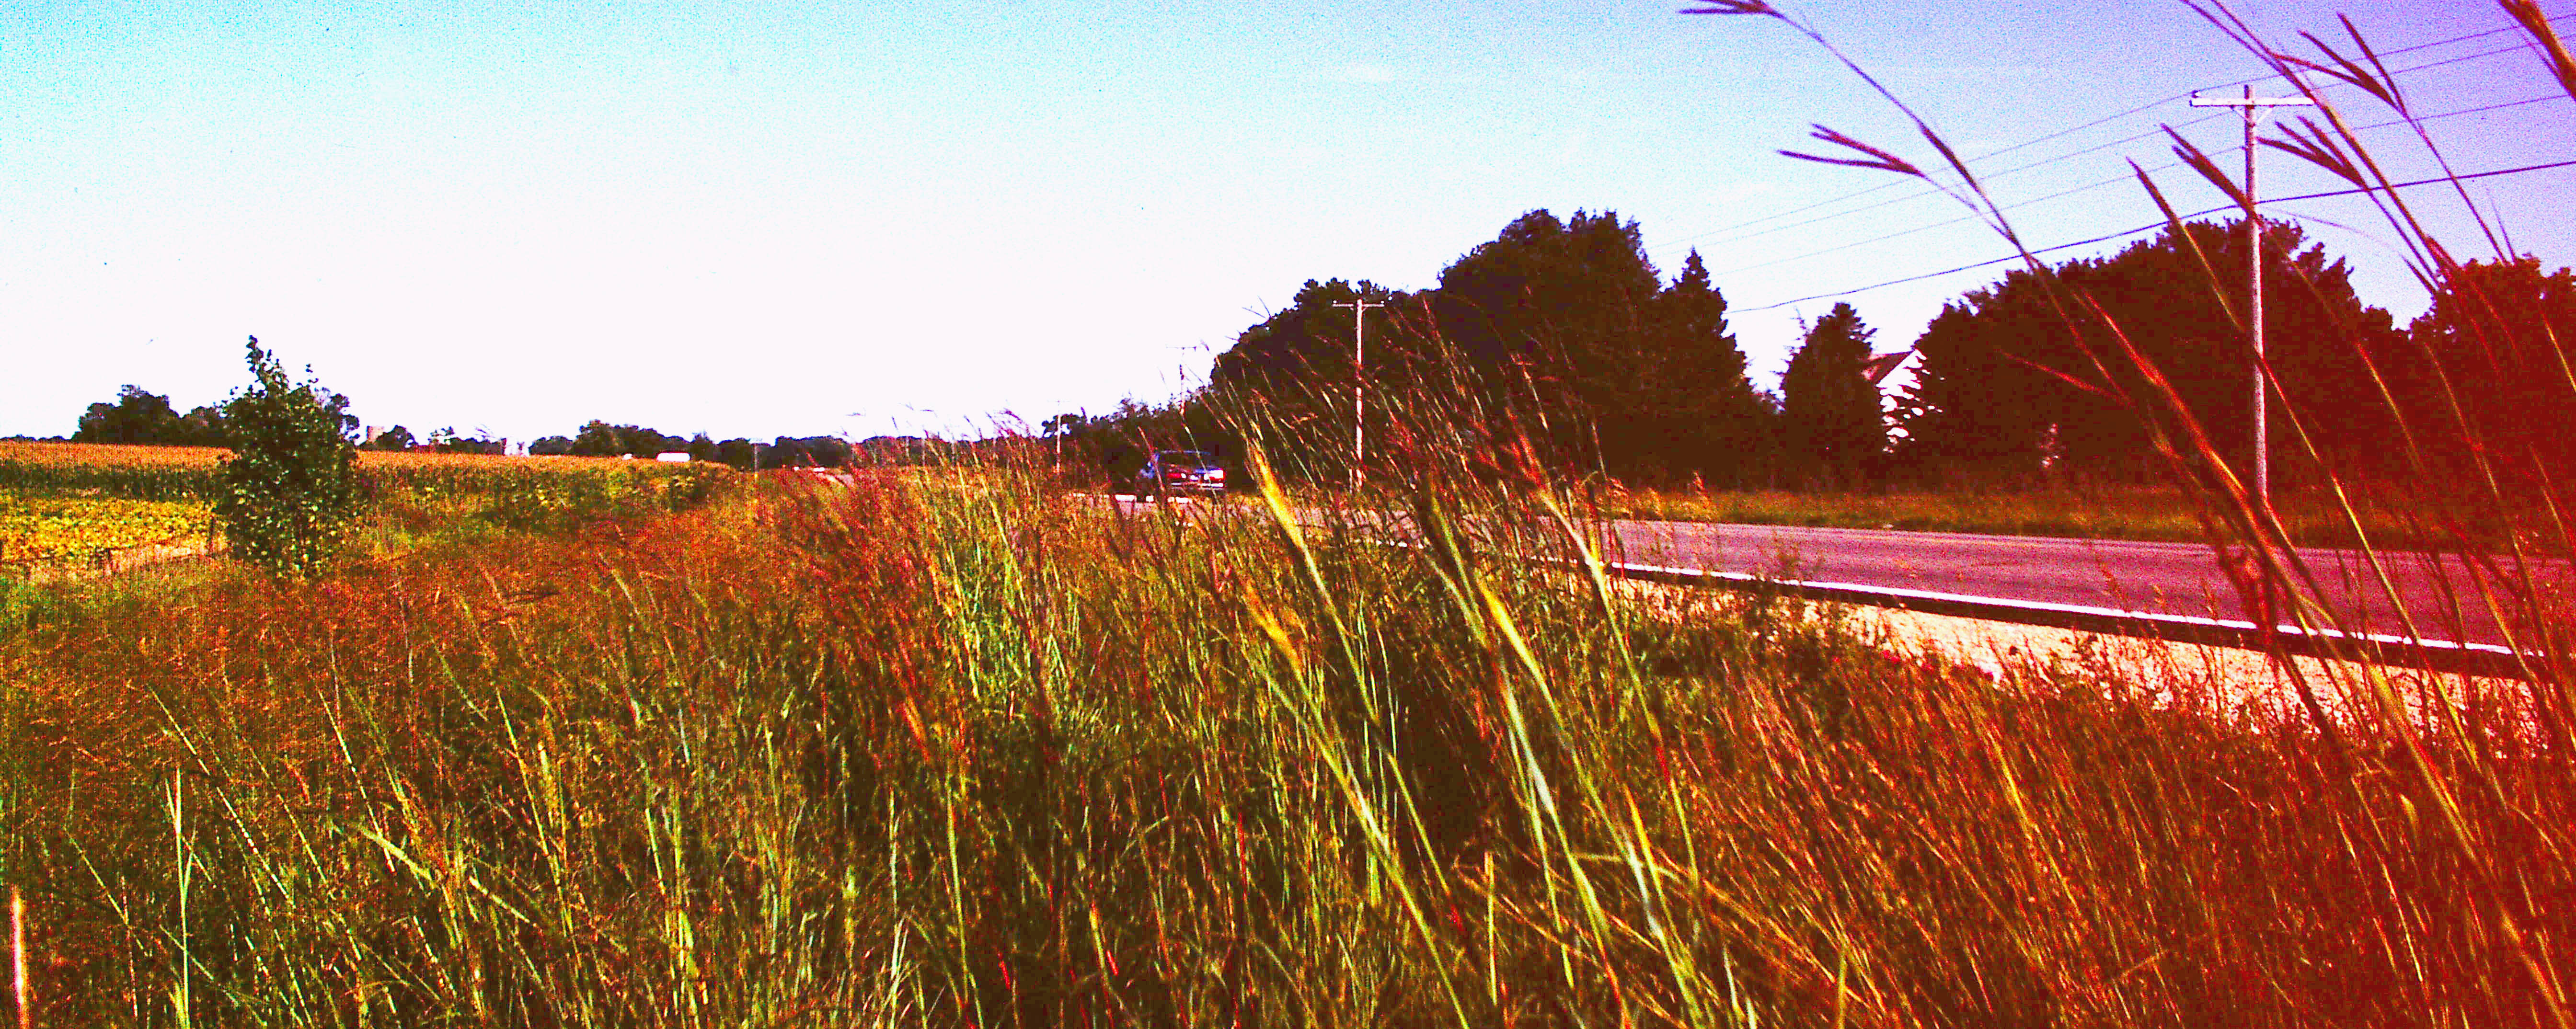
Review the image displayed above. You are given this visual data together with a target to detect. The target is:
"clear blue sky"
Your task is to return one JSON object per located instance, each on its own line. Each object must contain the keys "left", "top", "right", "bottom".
{"left": 4, "top": 0, "right": 2567, "bottom": 443}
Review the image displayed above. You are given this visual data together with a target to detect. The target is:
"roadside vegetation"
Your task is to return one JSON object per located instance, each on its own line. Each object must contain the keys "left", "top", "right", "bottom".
{"left": 3, "top": 1, "right": 2571, "bottom": 1026}
{"left": 3, "top": 424, "right": 2565, "bottom": 1025}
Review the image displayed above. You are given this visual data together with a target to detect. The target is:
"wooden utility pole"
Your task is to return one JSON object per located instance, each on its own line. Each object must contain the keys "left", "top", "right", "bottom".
{"left": 12, "top": 884, "right": 26, "bottom": 1029}
{"left": 1332, "top": 296, "right": 1385, "bottom": 493}
{"left": 2191, "top": 85, "right": 2313, "bottom": 508}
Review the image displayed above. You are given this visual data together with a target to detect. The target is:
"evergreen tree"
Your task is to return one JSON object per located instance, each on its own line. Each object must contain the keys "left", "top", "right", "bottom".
{"left": 1781, "top": 302, "right": 1884, "bottom": 487}
{"left": 1639, "top": 249, "right": 1768, "bottom": 485}
{"left": 1898, "top": 295, "right": 2058, "bottom": 479}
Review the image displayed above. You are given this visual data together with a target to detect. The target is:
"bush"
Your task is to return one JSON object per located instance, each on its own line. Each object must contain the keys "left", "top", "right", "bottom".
{"left": 211, "top": 337, "right": 361, "bottom": 578}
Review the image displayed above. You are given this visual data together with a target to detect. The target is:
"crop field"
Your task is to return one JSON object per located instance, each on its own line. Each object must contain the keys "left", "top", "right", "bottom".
{"left": 0, "top": 440, "right": 725, "bottom": 500}
{"left": 0, "top": 441, "right": 733, "bottom": 578}
{"left": 0, "top": 441, "right": 226, "bottom": 500}
{"left": 0, "top": 494, "right": 213, "bottom": 566}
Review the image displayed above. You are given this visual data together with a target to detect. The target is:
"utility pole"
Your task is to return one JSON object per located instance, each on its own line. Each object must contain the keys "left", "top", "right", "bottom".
{"left": 2191, "top": 85, "right": 2313, "bottom": 509}
{"left": 1333, "top": 296, "right": 1384, "bottom": 493}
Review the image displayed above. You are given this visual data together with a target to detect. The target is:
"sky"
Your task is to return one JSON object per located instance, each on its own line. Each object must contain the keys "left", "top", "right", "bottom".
{"left": 3, "top": 0, "right": 2569, "bottom": 444}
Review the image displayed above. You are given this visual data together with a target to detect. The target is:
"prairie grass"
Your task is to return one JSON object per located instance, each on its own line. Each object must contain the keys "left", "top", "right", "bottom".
{"left": 2, "top": 3, "right": 2570, "bottom": 1026}
{"left": 0, "top": 439, "right": 2568, "bottom": 1025}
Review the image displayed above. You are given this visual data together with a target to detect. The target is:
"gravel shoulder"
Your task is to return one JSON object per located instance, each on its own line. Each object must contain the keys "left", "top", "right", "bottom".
{"left": 1622, "top": 576, "right": 2532, "bottom": 732}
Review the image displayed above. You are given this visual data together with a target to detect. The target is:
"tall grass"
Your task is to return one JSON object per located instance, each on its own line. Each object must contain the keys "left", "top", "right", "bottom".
{"left": 2, "top": 425, "right": 2569, "bottom": 1024}
{"left": 1, "top": 3, "right": 2570, "bottom": 1025}
{"left": 1685, "top": 0, "right": 2576, "bottom": 1017}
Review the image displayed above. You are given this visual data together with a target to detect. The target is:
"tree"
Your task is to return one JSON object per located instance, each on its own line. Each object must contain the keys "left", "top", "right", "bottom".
{"left": 762, "top": 435, "right": 851, "bottom": 469}
{"left": 1634, "top": 249, "right": 1769, "bottom": 485}
{"left": 528, "top": 435, "right": 575, "bottom": 456}
{"left": 213, "top": 337, "right": 361, "bottom": 578}
{"left": 561, "top": 421, "right": 678, "bottom": 457}
{"left": 1211, "top": 212, "right": 1766, "bottom": 487}
{"left": 1897, "top": 295, "right": 2057, "bottom": 480}
{"left": 1430, "top": 209, "right": 1664, "bottom": 466}
{"left": 366, "top": 425, "right": 416, "bottom": 451}
{"left": 1209, "top": 278, "right": 1406, "bottom": 480}
{"left": 1206, "top": 210, "right": 1792, "bottom": 487}
{"left": 429, "top": 427, "right": 506, "bottom": 455}
{"left": 1432, "top": 209, "right": 1661, "bottom": 377}
{"left": 71, "top": 386, "right": 194, "bottom": 442}
{"left": 635, "top": 430, "right": 686, "bottom": 457}
{"left": 715, "top": 437, "right": 757, "bottom": 471}
{"left": 569, "top": 420, "right": 625, "bottom": 457}
{"left": 687, "top": 433, "right": 719, "bottom": 463}
{"left": 2400, "top": 255, "right": 2576, "bottom": 484}
{"left": 1781, "top": 303, "right": 1885, "bottom": 487}
{"left": 1897, "top": 219, "right": 2402, "bottom": 485}
{"left": 178, "top": 404, "right": 229, "bottom": 446}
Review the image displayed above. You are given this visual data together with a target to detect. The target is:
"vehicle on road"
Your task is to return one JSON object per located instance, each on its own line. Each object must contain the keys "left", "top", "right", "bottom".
{"left": 1135, "top": 450, "right": 1225, "bottom": 498}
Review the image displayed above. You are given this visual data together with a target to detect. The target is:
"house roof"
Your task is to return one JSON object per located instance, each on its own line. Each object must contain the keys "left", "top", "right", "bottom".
{"left": 1861, "top": 349, "right": 1913, "bottom": 386}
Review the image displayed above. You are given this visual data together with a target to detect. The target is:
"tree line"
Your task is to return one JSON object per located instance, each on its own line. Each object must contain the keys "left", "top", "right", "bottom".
{"left": 1899, "top": 223, "right": 2576, "bottom": 490}
{"left": 42, "top": 209, "right": 2573, "bottom": 498}
{"left": 1207, "top": 209, "right": 1789, "bottom": 489}
{"left": 1175, "top": 207, "right": 2575, "bottom": 493}
{"left": 41, "top": 393, "right": 918, "bottom": 474}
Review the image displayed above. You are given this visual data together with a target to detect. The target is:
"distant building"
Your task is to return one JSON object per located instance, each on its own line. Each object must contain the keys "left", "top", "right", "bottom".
{"left": 655, "top": 452, "right": 691, "bottom": 463}
{"left": 1862, "top": 349, "right": 1915, "bottom": 387}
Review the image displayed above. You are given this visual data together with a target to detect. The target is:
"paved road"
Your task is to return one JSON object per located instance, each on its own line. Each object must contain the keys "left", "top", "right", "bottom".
{"left": 1098, "top": 493, "right": 2556, "bottom": 649}
{"left": 1606, "top": 520, "right": 2556, "bottom": 648}
{"left": 1093, "top": 492, "right": 2556, "bottom": 648}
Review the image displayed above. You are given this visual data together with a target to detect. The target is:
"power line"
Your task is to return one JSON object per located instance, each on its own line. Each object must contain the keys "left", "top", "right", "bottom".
{"left": 1659, "top": 15, "right": 2569, "bottom": 253}
{"left": 1675, "top": 113, "right": 2235, "bottom": 254}
{"left": 1708, "top": 92, "right": 2569, "bottom": 279}
{"left": 1737, "top": 158, "right": 2576, "bottom": 313}
{"left": 1686, "top": 65, "right": 2553, "bottom": 256}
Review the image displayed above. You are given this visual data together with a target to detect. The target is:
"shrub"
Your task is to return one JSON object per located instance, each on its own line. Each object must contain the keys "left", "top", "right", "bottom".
{"left": 211, "top": 337, "right": 361, "bottom": 578}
